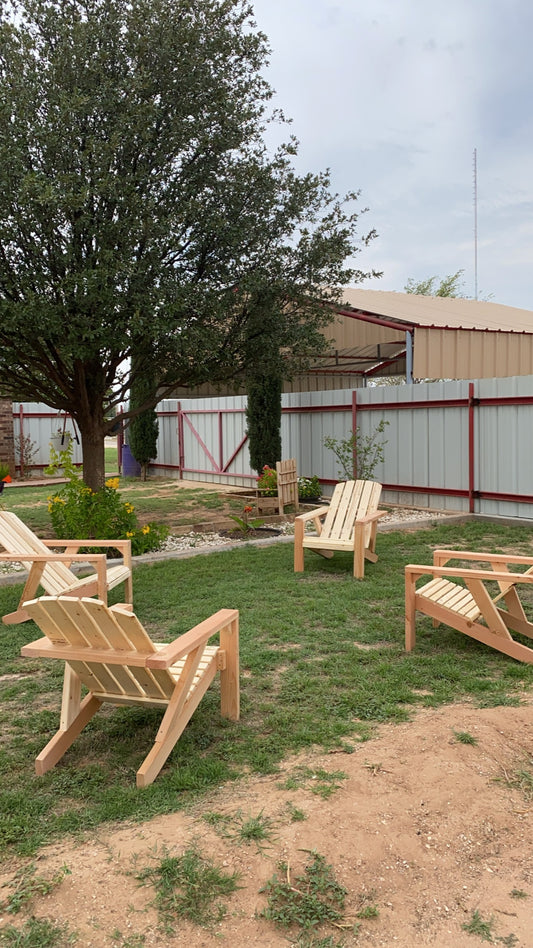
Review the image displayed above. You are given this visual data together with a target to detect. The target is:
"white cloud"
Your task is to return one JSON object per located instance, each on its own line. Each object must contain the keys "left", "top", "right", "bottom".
{"left": 251, "top": 0, "right": 533, "bottom": 308}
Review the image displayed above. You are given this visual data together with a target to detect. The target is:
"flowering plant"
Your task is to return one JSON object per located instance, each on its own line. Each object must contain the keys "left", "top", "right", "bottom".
{"left": 0, "top": 463, "right": 12, "bottom": 483}
{"left": 46, "top": 443, "right": 167, "bottom": 555}
{"left": 229, "top": 504, "right": 265, "bottom": 535}
{"left": 298, "top": 475, "right": 321, "bottom": 502}
{"left": 257, "top": 464, "right": 277, "bottom": 496}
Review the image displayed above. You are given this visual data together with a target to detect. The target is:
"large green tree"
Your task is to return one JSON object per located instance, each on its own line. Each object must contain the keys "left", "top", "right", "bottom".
{"left": 0, "top": 0, "right": 378, "bottom": 490}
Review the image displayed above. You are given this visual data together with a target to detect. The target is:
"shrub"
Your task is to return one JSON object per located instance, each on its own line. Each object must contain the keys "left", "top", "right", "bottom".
{"left": 324, "top": 420, "right": 389, "bottom": 481}
{"left": 257, "top": 464, "right": 277, "bottom": 496}
{"left": 46, "top": 446, "right": 167, "bottom": 555}
{"left": 297, "top": 475, "right": 321, "bottom": 502}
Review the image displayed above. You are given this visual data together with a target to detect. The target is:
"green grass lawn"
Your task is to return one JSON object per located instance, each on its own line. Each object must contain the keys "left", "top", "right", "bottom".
{"left": 0, "top": 477, "right": 244, "bottom": 535}
{"left": 1, "top": 517, "right": 532, "bottom": 861}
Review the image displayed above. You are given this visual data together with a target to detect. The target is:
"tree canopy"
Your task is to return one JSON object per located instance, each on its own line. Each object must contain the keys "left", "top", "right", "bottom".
{"left": 404, "top": 270, "right": 465, "bottom": 298}
{"left": 0, "top": 0, "right": 379, "bottom": 488}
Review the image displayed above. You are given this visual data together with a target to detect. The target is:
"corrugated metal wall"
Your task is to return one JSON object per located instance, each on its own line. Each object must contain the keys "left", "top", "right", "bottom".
{"left": 11, "top": 404, "right": 83, "bottom": 473}
{"left": 13, "top": 375, "right": 533, "bottom": 519}
{"left": 152, "top": 376, "right": 533, "bottom": 518}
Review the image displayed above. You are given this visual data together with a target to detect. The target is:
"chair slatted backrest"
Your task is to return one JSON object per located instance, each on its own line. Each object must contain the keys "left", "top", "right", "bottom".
{"left": 0, "top": 511, "right": 76, "bottom": 594}
{"left": 321, "top": 480, "right": 382, "bottom": 544}
{"left": 25, "top": 596, "right": 176, "bottom": 703}
{"left": 276, "top": 459, "right": 299, "bottom": 513}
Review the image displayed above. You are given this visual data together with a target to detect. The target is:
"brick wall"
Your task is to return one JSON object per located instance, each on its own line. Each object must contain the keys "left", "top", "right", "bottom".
{"left": 0, "top": 400, "right": 15, "bottom": 476}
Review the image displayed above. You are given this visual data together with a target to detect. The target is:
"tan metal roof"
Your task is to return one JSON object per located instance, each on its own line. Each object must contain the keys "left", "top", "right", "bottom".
{"left": 338, "top": 288, "right": 533, "bottom": 333}
{"left": 171, "top": 289, "right": 533, "bottom": 397}
{"left": 309, "top": 288, "right": 533, "bottom": 382}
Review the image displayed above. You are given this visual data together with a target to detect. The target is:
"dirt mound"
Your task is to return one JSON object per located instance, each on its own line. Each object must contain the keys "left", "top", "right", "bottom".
{"left": 2, "top": 700, "right": 531, "bottom": 947}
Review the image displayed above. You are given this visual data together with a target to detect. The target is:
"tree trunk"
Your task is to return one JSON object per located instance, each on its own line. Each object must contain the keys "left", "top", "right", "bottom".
{"left": 78, "top": 419, "right": 107, "bottom": 492}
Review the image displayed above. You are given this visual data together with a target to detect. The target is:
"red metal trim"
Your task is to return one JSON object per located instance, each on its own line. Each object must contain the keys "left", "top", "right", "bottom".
{"left": 181, "top": 411, "right": 219, "bottom": 472}
{"left": 468, "top": 382, "right": 475, "bottom": 513}
{"left": 478, "top": 490, "right": 533, "bottom": 504}
{"left": 222, "top": 434, "right": 249, "bottom": 473}
{"left": 352, "top": 390, "right": 357, "bottom": 477}
{"left": 333, "top": 307, "right": 414, "bottom": 333}
{"left": 18, "top": 404, "right": 24, "bottom": 477}
{"left": 177, "top": 401, "right": 184, "bottom": 478}
{"left": 218, "top": 411, "right": 224, "bottom": 473}
{"left": 381, "top": 482, "right": 470, "bottom": 498}
{"left": 150, "top": 462, "right": 257, "bottom": 483}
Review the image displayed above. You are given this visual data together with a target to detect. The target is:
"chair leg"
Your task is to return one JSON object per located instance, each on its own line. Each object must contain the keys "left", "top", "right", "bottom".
{"left": 294, "top": 519, "right": 305, "bottom": 572}
{"left": 353, "top": 526, "right": 365, "bottom": 578}
{"left": 405, "top": 574, "right": 416, "bottom": 651}
{"left": 35, "top": 694, "right": 102, "bottom": 776}
{"left": 220, "top": 614, "right": 240, "bottom": 721}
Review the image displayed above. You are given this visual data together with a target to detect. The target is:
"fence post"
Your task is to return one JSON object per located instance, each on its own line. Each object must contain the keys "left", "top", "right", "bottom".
{"left": 352, "top": 390, "right": 357, "bottom": 477}
{"left": 18, "top": 404, "right": 25, "bottom": 478}
{"left": 177, "top": 401, "right": 184, "bottom": 480}
{"left": 468, "top": 381, "right": 476, "bottom": 513}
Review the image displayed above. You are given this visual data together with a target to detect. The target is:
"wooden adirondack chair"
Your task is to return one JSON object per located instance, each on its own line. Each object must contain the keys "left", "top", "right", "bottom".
{"left": 0, "top": 511, "right": 133, "bottom": 625}
{"left": 405, "top": 549, "right": 533, "bottom": 663}
{"left": 275, "top": 459, "right": 299, "bottom": 515}
{"left": 21, "top": 596, "right": 240, "bottom": 787}
{"left": 256, "top": 459, "right": 300, "bottom": 516}
{"left": 293, "top": 479, "right": 386, "bottom": 578}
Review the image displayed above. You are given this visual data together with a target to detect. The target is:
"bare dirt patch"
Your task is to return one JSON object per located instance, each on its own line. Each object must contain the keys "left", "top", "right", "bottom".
{"left": 2, "top": 700, "right": 531, "bottom": 947}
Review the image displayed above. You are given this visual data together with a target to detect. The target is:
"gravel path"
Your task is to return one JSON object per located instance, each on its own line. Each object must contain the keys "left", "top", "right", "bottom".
{"left": 0, "top": 506, "right": 457, "bottom": 578}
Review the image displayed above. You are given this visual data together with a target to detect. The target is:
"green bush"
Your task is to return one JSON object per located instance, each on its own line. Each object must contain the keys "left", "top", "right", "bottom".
{"left": 46, "top": 446, "right": 167, "bottom": 555}
{"left": 297, "top": 475, "right": 321, "bottom": 501}
{"left": 257, "top": 464, "right": 277, "bottom": 496}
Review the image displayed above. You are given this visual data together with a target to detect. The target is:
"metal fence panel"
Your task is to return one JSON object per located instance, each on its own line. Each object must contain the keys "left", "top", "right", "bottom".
{"left": 14, "top": 375, "right": 533, "bottom": 519}
{"left": 12, "top": 403, "right": 82, "bottom": 474}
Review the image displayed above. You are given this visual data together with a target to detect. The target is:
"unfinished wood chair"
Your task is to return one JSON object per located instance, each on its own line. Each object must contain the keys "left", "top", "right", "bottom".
{"left": 256, "top": 459, "right": 299, "bottom": 516}
{"left": 21, "top": 596, "right": 240, "bottom": 787}
{"left": 405, "top": 549, "right": 533, "bottom": 663}
{"left": 276, "top": 459, "right": 299, "bottom": 515}
{"left": 0, "top": 510, "right": 132, "bottom": 625}
{"left": 293, "top": 479, "right": 386, "bottom": 579}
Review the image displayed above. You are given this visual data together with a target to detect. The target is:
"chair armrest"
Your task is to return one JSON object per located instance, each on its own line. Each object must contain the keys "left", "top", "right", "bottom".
{"left": 433, "top": 549, "right": 533, "bottom": 568}
{"left": 0, "top": 552, "right": 108, "bottom": 564}
{"left": 294, "top": 505, "right": 329, "bottom": 524}
{"left": 355, "top": 509, "right": 387, "bottom": 524}
{"left": 405, "top": 564, "right": 533, "bottom": 584}
{"left": 146, "top": 609, "right": 239, "bottom": 669}
{"left": 40, "top": 537, "right": 131, "bottom": 556}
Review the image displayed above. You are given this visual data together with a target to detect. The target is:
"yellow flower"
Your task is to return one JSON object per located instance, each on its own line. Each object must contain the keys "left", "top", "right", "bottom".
{"left": 126, "top": 531, "right": 134, "bottom": 538}
{"left": 105, "top": 477, "right": 120, "bottom": 490}
{"left": 125, "top": 502, "right": 134, "bottom": 513}
{"left": 47, "top": 503, "right": 53, "bottom": 512}
{"left": 142, "top": 525, "right": 150, "bottom": 534}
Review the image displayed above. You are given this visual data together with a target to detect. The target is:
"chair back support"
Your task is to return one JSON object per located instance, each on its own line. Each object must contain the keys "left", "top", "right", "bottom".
{"left": 322, "top": 480, "right": 382, "bottom": 546}
{"left": 24, "top": 596, "right": 177, "bottom": 703}
{"left": 0, "top": 511, "right": 77, "bottom": 593}
{"left": 276, "top": 459, "right": 299, "bottom": 514}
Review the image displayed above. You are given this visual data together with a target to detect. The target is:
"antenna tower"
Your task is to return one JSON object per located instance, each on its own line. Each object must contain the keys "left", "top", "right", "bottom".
{"left": 473, "top": 148, "right": 478, "bottom": 300}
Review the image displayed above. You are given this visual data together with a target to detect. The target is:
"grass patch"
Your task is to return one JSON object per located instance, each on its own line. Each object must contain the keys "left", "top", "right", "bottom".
{"left": 1, "top": 478, "right": 245, "bottom": 535}
{"left": 135, "top": 845, "right": 240, "bottom": 931}
{"left": 453, "top": 730, "right": 479, "bottom": 746}
{"left": 0, "top": 863, "right": 70, "bottom": 915}
{"left": 203, "top": 808, "right": 278, "bottom": 850}
{"left": 0, "top": 520, "right": 533, "bottom": 861}
{"left": 0, "top": 917, "right": 76, "bottom": 947}
{"left": 461, "top": 908, "right": 495, "bottom": 941}
{"left": 259, "top": 851, "right": 348, "bottom": 936}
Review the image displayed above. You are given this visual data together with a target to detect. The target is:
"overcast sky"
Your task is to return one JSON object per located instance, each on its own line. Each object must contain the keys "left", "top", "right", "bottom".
{"left": 251, "top": 0, "right": 533, "bottom": 311}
